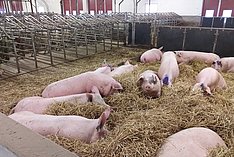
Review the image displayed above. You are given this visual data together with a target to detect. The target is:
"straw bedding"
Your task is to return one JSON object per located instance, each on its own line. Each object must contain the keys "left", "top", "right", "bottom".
{"left": 0, "top": 47, "right": 234, "bottom": 157}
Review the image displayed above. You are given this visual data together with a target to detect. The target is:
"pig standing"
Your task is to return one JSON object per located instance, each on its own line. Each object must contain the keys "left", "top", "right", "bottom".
{"left": 192, "top": 67, "right": 227, "bottom": 95}
{"left": 10, "top": 92, "right": 109, "bottom": 114}
{"left": 137, "top": 70, "right": 162, "bottom": 98}
{"left": 211, "top": 57, "right": 234, "bottom": 73}
{"left": 140, "top": 47, "right": 163, "bottom": 63}
{"left": 156, "top": 127, "right": 227, "bottom": 157}
{"left": 108, "top": 60, "right": 138, "bottom": 77}
{"left": 158, "top": 51, "right": 179, "bottom": 86}
{"left": 42, "top": 71, "right": 123, "bottom": 98}
{"left": 175, "top": 51, "right": 220, "bottom": 65}
{"left": 8, "top": 108, "right": 111, "bottom": 143}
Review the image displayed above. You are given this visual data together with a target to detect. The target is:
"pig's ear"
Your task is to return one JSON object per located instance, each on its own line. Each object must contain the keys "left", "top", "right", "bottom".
{"left": 217, "top": 60, "right": 222, "bottom": 67}
{"left": 125, "top": 60, "right": 130, "bottom": 65}
{"left": 174, "top": 51, "right": 182, "bottom": 57}
{"left": 136, "top": 76, "right": 144, "bottom": 86}
{"left": 158, "top": 46, "right": 163, "bottom": 51}
{"left": 96, "top": 108, "right": 111, "bottom": 131}
{"left": 111, "top": 83, "right": 123, "bottom": 92}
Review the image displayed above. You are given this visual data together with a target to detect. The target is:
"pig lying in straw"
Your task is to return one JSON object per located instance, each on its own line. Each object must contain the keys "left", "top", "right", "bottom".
{"left": 108, "top": 60, "right": 138, "bottom": 77}
{"left": 156, "top": 127, "right": 227, "bottom": 157}
{"left": 174, "top": 51, "right": 220, "bottom": 65}
{"left": 211, "top": 57, "right": 234, "bottom": 73}
{"left": 158, "top": 51, "right": 179, "bottom": 86}
{"left": 140, "top": 47, "right": 163, "bottom": 63}
{"left": 9, "top": 108, "right": 111, "bottom": 143}
{"left": 192, "top": 67, "right": 227, "bottom": 95}
{"left": 10, "top": 92, "right": 108, "bottom": 114}
{"left": 42, "top": 71, "right": 123, "bottom": 98}
{"left": 137, "top": 70, "right": 162, "bottom": 98}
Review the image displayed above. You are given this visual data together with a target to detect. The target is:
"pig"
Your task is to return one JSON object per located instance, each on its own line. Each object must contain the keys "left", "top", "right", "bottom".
{"left": 140, "top": 47, "right": 163, "bottom": 63}
{"left": 137, "top": 70, "right": 162, "bottom": 98}
{"left": 192, "top": 67, "right": 227, "bottom": 95}
{"left": 10, "top": 92, "right": 109, "bottom": 114}
{"left": 158, "top": 51, "right": 179, "bottom": 86}
{"left": 174, "top": 51, "right": 220, "bottom": 65}
{"left": 156, "top": 127, "right": 227, "bottom": 157}
{"left": 8, "top": 108, "right": 111, "bottom": 143}
{"left": 42, "top": 71, "right": 123, "bottom": 98}
{"left": 93, "top": 65, "right": 112, "bottom": 74}
{"left": 108, "top": 60, "right": 138, "bottom": 77}
{"left": 211, "top": 57, "right": 234, "bottom": 73}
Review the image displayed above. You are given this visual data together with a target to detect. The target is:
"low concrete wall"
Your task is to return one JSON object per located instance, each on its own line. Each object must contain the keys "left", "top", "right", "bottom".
{"left": 0, "top": 113, "right": 78, "bottom": 157}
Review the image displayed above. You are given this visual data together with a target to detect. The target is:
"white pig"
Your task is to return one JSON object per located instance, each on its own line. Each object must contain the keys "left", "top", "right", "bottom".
{"left": 175, "top": 51, "right": 220, "bottom": 65}
{"left": 192, "top": 67, "right": 227, "bottom": 95}
{"left": 158, "top": 51, "right": 179, "bottom": 86}
{"left": 10, "top": 92, "right": 109, "bottom": 114}
{"left": 157, "top": 127, "right": 227, "bottom": 157}
{"left": 108, "top": 60, "right": 138, "bottom": 77}
{"left": 137, "top": 70, "right": 162, "bottom": 98}
{"left": 42, "top": 71, "right": 123, "bottom": 98}
{"left": 8, "top": 108, "right": 111, "bottom": 143}
{"left": 93, "top": 66, "right": 112, "bottom": 74}
{"left": 211, "top": 57, "right": 234, "bottom": 73}
{"left": 140, "top": 47, "right": 163, "bottom": 63}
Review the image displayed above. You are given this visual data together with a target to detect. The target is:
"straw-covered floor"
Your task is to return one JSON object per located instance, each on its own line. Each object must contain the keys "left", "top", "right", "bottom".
{"left": 0, "top": 47, "right": 234, "bottom": 157}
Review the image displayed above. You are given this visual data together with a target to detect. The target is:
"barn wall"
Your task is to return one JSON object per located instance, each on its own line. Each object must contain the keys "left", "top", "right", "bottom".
{"left": 114, "top": 0, "right": 203, "bottom": 15}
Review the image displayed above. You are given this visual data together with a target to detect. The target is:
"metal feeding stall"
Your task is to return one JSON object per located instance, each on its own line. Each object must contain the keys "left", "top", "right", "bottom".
{"left": 0, "top": 11, "right": 181, "bottom": 79}
{"left": 111, "top": 12, "right": 182, "bottom": 47}
{"left": 0, "top": 12, "right": 125, "bottom": 79}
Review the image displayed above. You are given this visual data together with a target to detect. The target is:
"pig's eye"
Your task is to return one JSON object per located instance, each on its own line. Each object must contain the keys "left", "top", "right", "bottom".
{"left": 212, "top": 62, "right": 215, "bottom": 65}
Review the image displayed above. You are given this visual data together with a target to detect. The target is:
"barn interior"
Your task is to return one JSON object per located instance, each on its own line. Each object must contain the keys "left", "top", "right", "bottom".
{"left": 0, "top": 0, "right": 234, "bottom": 157}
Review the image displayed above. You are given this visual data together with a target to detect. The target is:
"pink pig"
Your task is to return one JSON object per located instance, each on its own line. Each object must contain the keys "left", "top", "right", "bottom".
{"left": 42, "top": 71, "right": 123, "bottom": 98}
{"left": 8, "top": 108, "right": 111, "bottom": 143}
{"left": 108, "top": 60, "right": 138, "bottom": 77}
{"left": 175, "top": 51, "right": 220, "bottom": 65}
{"left": 157, "top": 127, "right": 227, "bottom": 157}
{"left": 140, "top": 47, "right": 163, "bottom": 63}
{"left": 158, "top": 51, "right": 179, "bottom": 86}
{"left": 10, "top": 92, "right": 109, "bottom": 114}
{"left": 192, "top": 67, "right": 227, "bottom": 95}
{"left": 211, "top": 57, "right": 234, "bottom": 73}
{"left": 137, "top": 70, "right": 162, "bottom": 98}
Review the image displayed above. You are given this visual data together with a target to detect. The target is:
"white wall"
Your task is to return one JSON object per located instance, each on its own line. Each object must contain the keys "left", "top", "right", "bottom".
{"left": 22, "top": 0, "right": 61, "bottom": 13}
{"left": 113, "top": 0, "right": 203, "bottom": 16}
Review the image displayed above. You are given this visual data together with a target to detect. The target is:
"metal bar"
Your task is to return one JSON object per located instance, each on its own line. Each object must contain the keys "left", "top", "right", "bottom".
{"left": 118, "top": 0, "right": 124, "bottom": 12}
{"left": 76, "top": 0, "right": 78, "bottom": 15}
{"left": 95, "top": 0, "right": 97, "bottom": 14}
{"left": 34, "top": 0, "right": 38, "bottom": 13}
{"left": 30, "top": 0, "right": 34, "bottom": 13}
{"left": 69, "top": 0, "right": 72, "bottom": 14}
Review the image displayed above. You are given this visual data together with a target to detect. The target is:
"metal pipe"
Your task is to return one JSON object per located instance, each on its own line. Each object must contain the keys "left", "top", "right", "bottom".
{"left": 30, "top": 0, "right": 34, "bottom": 13}
{"left": 118, "top": 0, "right": 124, "bottom": 12}
{"left": 217, "top": 0, "right": 222, "bottom": 17}
{"left": 60, "top": 0, "right": 64, "bottom": 15}
{"left": 34, "top": 0, "right": 38, "bottom": 13}
{"left": 95, "top": 0, "right": 97, "bottom": 14}
{"left": 104, "top": 0, "right": 106, "bottom": 13}
{"left": 114, "top": 0, "right": 116, "bottom": 12}
{"left": 69, "top": 0, "right": 72, "bottom": 14}
{"left": 4, "top": 0, "right": 9, "bottom": 13}
{"left": 148, "top": 0, "right": 151, "bottom": 13}
{"left": 136, "top": 0, "right": 142, "bottom": 13}
{"left": 76, "top": 0, "right": 78, "bottom": 15}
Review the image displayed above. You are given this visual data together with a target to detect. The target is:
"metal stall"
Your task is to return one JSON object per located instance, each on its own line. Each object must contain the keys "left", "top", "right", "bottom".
{"left": 157, "top": 26, "right": 234, "bottom": 57}
{"left": 0, "top": 13, "right": 125, "bottom": 79}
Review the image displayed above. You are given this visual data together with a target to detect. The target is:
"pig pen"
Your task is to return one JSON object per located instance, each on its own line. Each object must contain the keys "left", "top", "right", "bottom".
{"left": 0, "top": 47, "right": 234, "bottom": 157}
